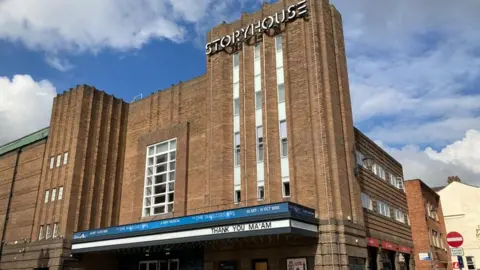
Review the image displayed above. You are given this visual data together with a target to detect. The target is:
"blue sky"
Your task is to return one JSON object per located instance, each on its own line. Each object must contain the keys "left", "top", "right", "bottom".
{"left": 0, "top": 0, "right": 479, "bottom": 186}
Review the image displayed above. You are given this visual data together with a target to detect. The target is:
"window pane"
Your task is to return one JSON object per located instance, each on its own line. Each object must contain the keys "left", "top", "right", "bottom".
{"left": 156, "top": 143, "right": 168, "bottom": 154}
{"left": 156, "top": 154, "right": 167, "bottom": 164}
{"left": 144, "top": 208, "right": 151, "bottom": 217}
{"left": 168, "top": 204, "right": 174, "bottom": 213}
{"left": 58, "top": 187, "right": 63, "bottom": 200}
{"left": 258, "top": 186, "right": 264, "bottom": 200}
{"left": 235, "top": 150, "right": 240, "bottom": 166}
{"left": 281, "top": 140, "right": 288, "bottom": 157}
{"left": 234, "top": 132, "right": 240, "bottom": 146}
{"left": 234, "top": 98, "right": 240, "bottom": 115}
{"left": 156, "top": 164, "right": 167, "bottom": 174}
{"left": 145, "top": 197, "right": 151, "bottom": 206}
{"left": 257, "top": 126, "right": 263, "bottom": 140}
{"left": 154, "top": 184, "right": 166, "bottom": 195}
{"left": 275, "top": 35, "right": 282, "bottom": 51}
{"left": 279, "top": 121, "right": 287, "bottom": 138}
{"left": 254, "top": 44, "right": 260, "bottom": 59}
{"left": 278, "top": 83, "right": 285, "bottom": 103}
{"left": 233, "top": 53, "right": 239, "bottom": 67}
{"left": 148, "top": 157, "right": 154, "bottom": 166}
{"left": 154, "top": 195, "right": 165, "bottom": 204}
{"left": 168, "top": 182, "right": 175, "bottom": 192}
{"left": 255, "top": 91, "right": 262, "bottom": 110}
{"left": 146, "top": 177, "right": 152, "bottom": 186}
{"left": 258, "top": 145, "right": 264, "bottom": 162}
{"left": 169, "top": 140, "right": 177, "bottom": 150}
{"left": 169, "top": 161, "right": 176, "bottom": 171}
{"left": 154, "top": 206, "right": 165, "bottom": 214}
{"left": 145, "top": 187, "right": 152, "bottom": 196}
{"left": 283, "top": 182, "right": 290, "bottom": 197}
{"left": 45, "top": 190, "right": 49, "bottom": 203}
{"left": 170, "top": 151, "right": 176, "bottom": 160}
{"left": 147, "top": 167, "right": 153, "bottom": 176}
{"left": 148, "top": 146, "right": 155, "bottom": 156}
{"left": 168, "top": 193, "right": 174, "bottom": 203}
{"left": 169, "top": 171, "right": 175, "bottom": 181}
{"left": 155, "top": 174, "right": 166, "bottom": 184}
{"left": 254, "top": 75, "right": 261, "bottom": 90}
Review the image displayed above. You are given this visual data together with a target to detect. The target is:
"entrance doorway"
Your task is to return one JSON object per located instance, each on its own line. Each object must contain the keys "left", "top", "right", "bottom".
{"left": 139, "top": 259, "right": 179, "bottom": 270}
{"left": 252, "top": 259, "right": 268, "bottom": 270}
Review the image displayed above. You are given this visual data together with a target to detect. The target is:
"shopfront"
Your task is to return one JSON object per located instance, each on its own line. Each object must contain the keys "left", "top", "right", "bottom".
{"left": 69, "top": 202, "right": 318, "bottom": 270}
{"left": 366, "top": 237, "right": 413, "bottom": 270}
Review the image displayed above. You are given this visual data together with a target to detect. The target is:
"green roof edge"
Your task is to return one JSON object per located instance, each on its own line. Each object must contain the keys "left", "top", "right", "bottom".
{"left": 0, "top": 127, "right": 50, "bottom": 156}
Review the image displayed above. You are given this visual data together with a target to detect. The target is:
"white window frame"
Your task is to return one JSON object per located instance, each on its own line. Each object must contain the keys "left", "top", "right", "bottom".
{"left": 63, "top": 152, "right": 69, "bottom": 165}
{"left": 377, "top": 201, "right": 390, "bottom": 217}
{"left": 45, "top": 224, "right": 51, "bottom": 239}
{"left": 361, "top": 193, "right": 373, "bottom": 210}
{"left": 58, "top": 186, "right": 63, "bottom": 200}
{"left": 51, "top": 188, "right": 56, "bottom": 201}
{"left": 394, "top": 209, "right": 405, "bottom": 223}
{"left": 143, "top": 139, "right": 177, "bottom": 217}
{"left": 396, "top": 177, "right": 404, "bottom": 190}
{"left": 257, "top": 185, "right": 265, "bottom": 200}
{"left": 53, "top": 223, "right": 59, "bottom": 238}
{"left": 49, "top": 157, "right": 55, "bottom": 169}
{"left": 56, "top": 154, "right": 61, "bottom": 167}
{"left": 38, "top": 225, "right": 44, "bottom": 240}
{"left": 44, "top": 190, "right": 49, "bottom": 203}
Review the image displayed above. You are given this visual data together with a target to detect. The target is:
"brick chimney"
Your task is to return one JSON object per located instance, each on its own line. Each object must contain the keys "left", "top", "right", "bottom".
{"left": 447, "top": 176, "right": 462, "bottom": 184}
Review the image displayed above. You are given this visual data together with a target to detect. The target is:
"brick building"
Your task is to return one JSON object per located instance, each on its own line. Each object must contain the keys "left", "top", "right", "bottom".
{"left": 405, "top": 179, "right": 451, "bottom": 270}
{"left": 0, "top": 0, "right": 414, "bottom": 269}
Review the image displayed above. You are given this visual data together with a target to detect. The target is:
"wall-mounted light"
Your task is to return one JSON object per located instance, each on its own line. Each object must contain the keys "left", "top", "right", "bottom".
{"left": 362, "top": 155, "right": 374, "bottom": 169}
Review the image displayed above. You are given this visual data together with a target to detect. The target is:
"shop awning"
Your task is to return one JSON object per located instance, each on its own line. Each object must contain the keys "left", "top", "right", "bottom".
{"left": 71, "top": 202, "right": 318, "bottom": 253}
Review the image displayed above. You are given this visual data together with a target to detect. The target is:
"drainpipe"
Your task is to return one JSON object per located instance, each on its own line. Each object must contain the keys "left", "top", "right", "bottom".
{"left": 0, "top": 148, "right": 22, "bottom": 266}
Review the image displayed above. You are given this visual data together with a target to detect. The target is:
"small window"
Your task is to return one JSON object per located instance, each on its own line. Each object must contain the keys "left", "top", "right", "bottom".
{"left": 254, "top": 44, "right": 260, "bottom": 59}
{"left": 394, "top": 209, "right": 405, "bottom": 223}
{"left": 257, "top": 126, "right": 264, "bottom": 162}
{"left": 356, "top": 151, "right": 364, "bottom": 167}
{"left": 233, "top": 53, "right": 239, "bottom": 67}
{"left": 234, "top": 98, "right": 240, "bottom": 116}
{"left": 277, "top": 83, "right": 285, "bottom": 103}
{"left": 275, "top": 35, "right": 282, "bottom": 52}
{"left": 44, "top": 190, "right": 49, "bottom": 203}
{"left": 63, "top": 152, "right": 68, "bottom": 165}
{"left": 396, "top": 177, "right": 404, "bottom": 190}
{"left": 49, "top": 157, "right": 55, "bottom": 169}
{"left": 234, "top": 132, "right": 240, "bottom": 167}
{"left": 361, "top": 193, "right": 373, "bottom": 210}
{"left": 58, "top": 186, "right": 63, "bottom": 200}
{"left": 51, "top": 188, "right": 56, "bottom": 201}
{"left": 56, "top": 155, "right": 61, "bottom": 167}
{"left": 258, "top": 186, "right": 265, "bottom": 200}
{"left": 255, "top": 91, "right": 262, "bottom": 110}
{"left": 53, "top": 223, "right": 59, "bottom": 238}
{"left": 377, "top": 201, "right": 390, "bottom": 217}
{"left": 45, "top": 224, "right": 51, "bottom": 239}
{"left": 234, "top": 190, "right": 241, "bottom": 204}
{"left": 282, "top": 181, "right": 290, "bottom": 197}
{"left": 279, "top": 120, "right": 288, "bottom": 157}
{"left": 38, "top": 225, "right": 44, "bottom": 240}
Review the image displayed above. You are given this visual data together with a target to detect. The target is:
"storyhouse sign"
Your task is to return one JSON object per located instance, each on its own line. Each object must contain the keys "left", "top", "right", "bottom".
{"left": 206, "top": 0, "right": 308, "bottom": 55}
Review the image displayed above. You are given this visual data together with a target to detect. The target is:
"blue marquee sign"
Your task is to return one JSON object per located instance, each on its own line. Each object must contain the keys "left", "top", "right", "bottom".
{"left": 73, "top": 202, "right": 314, "bottom": 240}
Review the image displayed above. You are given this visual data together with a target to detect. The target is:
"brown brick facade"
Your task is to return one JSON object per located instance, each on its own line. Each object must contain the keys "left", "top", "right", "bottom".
{"left": 405, "top": 179, "right": 452, "bottom": 270}
{"left": 0, "top": 0, "right": 414, "bottom": 269}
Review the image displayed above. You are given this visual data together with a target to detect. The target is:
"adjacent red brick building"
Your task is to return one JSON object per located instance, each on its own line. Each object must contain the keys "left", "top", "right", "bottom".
{"left": 0, "top": 0, "right": 414, "bottom": 269}
{"left": 405, "top": 179, "right": 451, "bottom": 270}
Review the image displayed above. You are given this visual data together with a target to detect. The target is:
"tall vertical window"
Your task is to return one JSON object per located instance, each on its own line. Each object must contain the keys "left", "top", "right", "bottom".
{"left": 63, "top": 152, "right": 69, "bottom": 165}
{"left": 282, "top": 180, "right": 290, "bottom": 197}
{"left": 58, "top": 186, "right": 63, "bottom": 200}
{"left": 44, "top": 190, "right": 49, "bottom": 203}
{"left": 143, "top": 139, "right": 177, "bottom": 217}
{"left": 234, "top": 132, "right": 240, "bottom": 167}
{"left": 256, "top": 126, "right": 264, "bottom": 162}
{"left": 279, "top": 120, "right": 288, "bottom": 157}
{"left": 234, "top": 98, "right": 240, "bottom": 116}
{"left": 49, "top": 157, "right": 55, "bottom": 169}
{"left": 51, "top": 188, "right": 56, "bottom": 201}
{"left": 56, "top": 154, "right": 61, "bottom": 167}
{"left": 38, "top": 225, "right": 44, "bottom": 240}
{"left": 361, "top": 193, "right": 373, "bottom": 210}
{"left": 45, "top": 224, "right": 51, "bottom": 239}
{"left": 233, "top": 53, "right": 239, "bottom": 68}
{"left": 53, "top": 223, "right": 59, "bottom": 238}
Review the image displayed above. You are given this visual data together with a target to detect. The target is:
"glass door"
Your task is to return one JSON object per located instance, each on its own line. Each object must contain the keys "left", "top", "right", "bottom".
{"left": 168, "top": 259, "right": 179, "bottom": 270}
{"left": 139, "top": 261, "right": 158, "bottom": 270}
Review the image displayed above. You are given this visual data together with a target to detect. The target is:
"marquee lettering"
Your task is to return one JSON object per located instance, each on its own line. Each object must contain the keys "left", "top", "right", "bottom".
{"left": 205, "top": 0, "right": 308, "bottom": 55}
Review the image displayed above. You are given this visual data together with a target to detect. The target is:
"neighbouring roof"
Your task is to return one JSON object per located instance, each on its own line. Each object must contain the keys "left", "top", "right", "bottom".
{"left": 432, "top": 186, "right": 445, "bottom": 192}
{"left": 0, "top": 127, "right": 49, "bottom": 156}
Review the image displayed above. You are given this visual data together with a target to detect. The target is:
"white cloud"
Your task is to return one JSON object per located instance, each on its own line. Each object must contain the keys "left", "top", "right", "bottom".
{"left": 330, "top": 0, "right": 480, "bottom": 145}
{"left": 0, "top": 75, "right": 56, "bottom": 145}
{"left": 0, "top": 0, "right": 257, "bottom": 54}
{"left": 45, "top": 55, "right": 74, "bottom": 72}
{"left": 377, "top": 130, "right": 480, "bottom": 188}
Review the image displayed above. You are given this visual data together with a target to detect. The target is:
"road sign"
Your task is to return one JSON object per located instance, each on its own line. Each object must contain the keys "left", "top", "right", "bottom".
{"left": 447, "top": 231, "right": 464, "bottom": 248}
{"left": 451, "top": 248, "right": 464, "bottom": 256}
{"left": 453, "top": 262, "right": 459, "bottom": 269}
